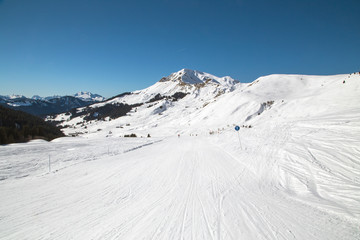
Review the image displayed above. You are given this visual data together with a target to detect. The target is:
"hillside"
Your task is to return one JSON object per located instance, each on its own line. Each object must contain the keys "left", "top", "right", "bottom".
{"left": 49, "top": 70, "right": 359, "bottom": 139}
{"left": 0, "top": 105, "right": 64, "bottom": 144}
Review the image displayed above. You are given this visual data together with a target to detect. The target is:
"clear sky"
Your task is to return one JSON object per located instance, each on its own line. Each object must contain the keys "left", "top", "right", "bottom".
{"left": 1, "top": 0, "right": 359, "bottom": 98}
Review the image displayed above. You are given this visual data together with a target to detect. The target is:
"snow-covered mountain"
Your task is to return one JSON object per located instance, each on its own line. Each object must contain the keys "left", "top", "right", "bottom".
{"left": 0, "top": 92, "right": 105, "bottom": 116}
{"left": 96, "top": 68, "right": 239, "bottom": 106}
{"left": 74, "top": 91, "right": 105, "bottom": 102}
{"left": 49, "top": 69, "right": 359, "bottom": 139}
{"left": 160, "top": 68, "right": 238, "bottom": 87}
{"left": 48, "top": 69, "right": 241, "bottom": 127}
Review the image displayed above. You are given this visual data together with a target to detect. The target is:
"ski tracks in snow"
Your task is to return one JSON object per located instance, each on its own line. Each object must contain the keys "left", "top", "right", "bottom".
{"left": 1, "top": 134, "right": 359, "bottom": 239}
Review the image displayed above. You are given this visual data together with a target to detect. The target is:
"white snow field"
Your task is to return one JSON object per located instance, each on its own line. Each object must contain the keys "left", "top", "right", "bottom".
{"left": 1, "top": 71, "right": 360, "bottom": 239}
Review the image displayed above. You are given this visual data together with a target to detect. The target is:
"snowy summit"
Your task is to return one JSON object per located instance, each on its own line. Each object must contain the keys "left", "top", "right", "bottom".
{"left": 73, "top": 91, "right": 105, "bottom": 102}
{"left": 160, "top": 68, "right": 239, "bottom": 87}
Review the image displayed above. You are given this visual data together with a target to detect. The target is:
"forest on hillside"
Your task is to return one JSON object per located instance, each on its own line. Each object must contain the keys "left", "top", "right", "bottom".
{"left": 0, "top": 105, "right": 64, "bottom": 144}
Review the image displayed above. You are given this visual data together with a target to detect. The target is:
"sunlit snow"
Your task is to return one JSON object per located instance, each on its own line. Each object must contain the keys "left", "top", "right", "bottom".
{"left": 1, "top": 71, "right": 359, "bottom": 239}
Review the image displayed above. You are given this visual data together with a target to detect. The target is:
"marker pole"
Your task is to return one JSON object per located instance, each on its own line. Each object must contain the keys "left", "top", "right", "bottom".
{"left": 48, "top": 155, "right": 51, "bottom": 173}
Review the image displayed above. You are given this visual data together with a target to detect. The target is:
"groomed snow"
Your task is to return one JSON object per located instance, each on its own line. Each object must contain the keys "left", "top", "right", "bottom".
{"left": 0, "top": 128, "right": 359, "bottom": 239}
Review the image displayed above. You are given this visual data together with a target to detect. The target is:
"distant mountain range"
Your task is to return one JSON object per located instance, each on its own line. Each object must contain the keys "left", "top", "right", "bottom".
{"left": 3, "top": 69, "right": 358, "bottom": 140}
{"left": 0, "top": 92, "right": 105, "bottom": 117}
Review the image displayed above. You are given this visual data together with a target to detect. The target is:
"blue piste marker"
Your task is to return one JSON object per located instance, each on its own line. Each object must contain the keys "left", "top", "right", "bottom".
{"left": 234, "top": 125, "right": 242, "bottom": 149}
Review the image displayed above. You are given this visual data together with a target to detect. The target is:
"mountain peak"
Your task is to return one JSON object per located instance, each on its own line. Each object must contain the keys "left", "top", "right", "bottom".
{"left": 73, "top": 92, "right": 105, "bottom": 102}
{"left": 160, "top": 69, "right": 239, "bottom": 87}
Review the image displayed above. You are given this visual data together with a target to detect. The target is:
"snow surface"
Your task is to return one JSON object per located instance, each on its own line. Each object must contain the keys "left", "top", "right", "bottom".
{"left": 1, "top": 71, "right": 360, "bottom": 239}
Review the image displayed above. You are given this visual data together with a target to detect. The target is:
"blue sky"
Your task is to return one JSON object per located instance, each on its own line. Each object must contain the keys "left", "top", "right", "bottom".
{"left": 1, "top": 0, "right": 359, "bottom": 98}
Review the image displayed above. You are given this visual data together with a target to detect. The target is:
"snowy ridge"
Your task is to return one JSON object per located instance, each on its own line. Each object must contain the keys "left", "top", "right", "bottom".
{"left": 161, "top": 68, "right": 239, "bottom": 87}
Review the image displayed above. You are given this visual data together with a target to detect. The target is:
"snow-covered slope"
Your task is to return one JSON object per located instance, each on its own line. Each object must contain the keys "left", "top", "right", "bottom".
{"left": 1, "top": 71, "right": 359, "bottom": 239}
{"left": 54, "top": 71, "right": 359, "bottom": 139}
{"left": 189, "top": 73, "right": 359, "bottom": 130}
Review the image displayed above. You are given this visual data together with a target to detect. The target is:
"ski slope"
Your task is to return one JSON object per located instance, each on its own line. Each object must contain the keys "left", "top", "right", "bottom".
{"left": 0, "top": 123, "right": 359, "bottom": 239}
{"left": 1, "top": 71, "right": 359, "bottom": 239}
